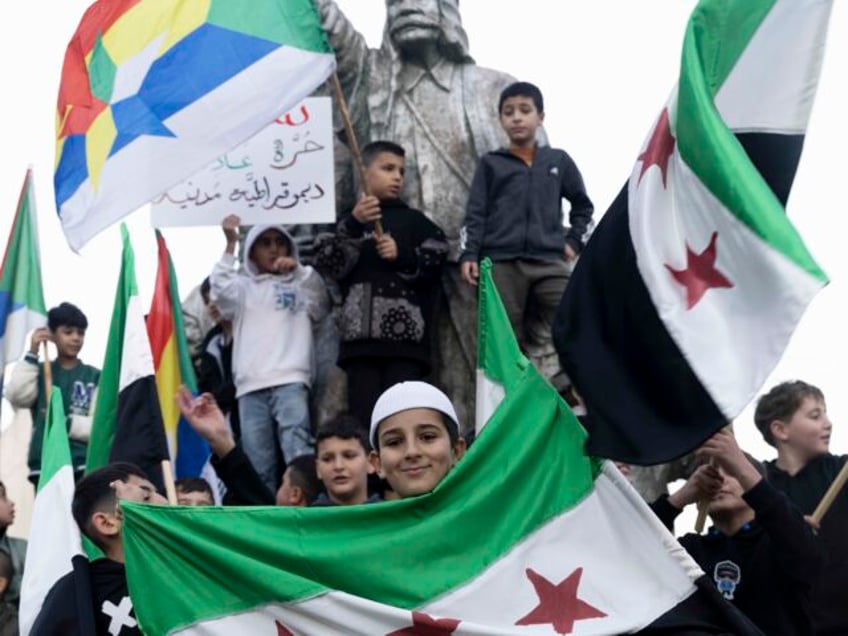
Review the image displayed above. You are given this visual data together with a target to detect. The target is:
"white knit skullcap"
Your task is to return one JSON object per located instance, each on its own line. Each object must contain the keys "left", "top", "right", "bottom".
{"left": 369, "top": 381, "right": 459, "bottom": 448}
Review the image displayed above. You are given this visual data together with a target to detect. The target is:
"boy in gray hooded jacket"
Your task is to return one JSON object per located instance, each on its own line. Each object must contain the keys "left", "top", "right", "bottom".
{"left": 210, "top": 215, "right": 329, "bottom": 493}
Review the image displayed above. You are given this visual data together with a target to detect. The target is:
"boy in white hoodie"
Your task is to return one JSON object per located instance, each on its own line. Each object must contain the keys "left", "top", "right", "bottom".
{"left": 210, "top": 214, "right": 329, "bottom": 492}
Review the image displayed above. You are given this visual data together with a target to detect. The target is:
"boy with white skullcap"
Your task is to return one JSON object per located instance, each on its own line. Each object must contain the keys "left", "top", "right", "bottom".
{"left": 369, "top": 381, "right": 467, "bottom": 499}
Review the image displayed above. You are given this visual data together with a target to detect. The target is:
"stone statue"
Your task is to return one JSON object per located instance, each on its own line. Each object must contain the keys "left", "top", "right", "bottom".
{"left": 316, "top": 0, "right": 561, "bottom": 427}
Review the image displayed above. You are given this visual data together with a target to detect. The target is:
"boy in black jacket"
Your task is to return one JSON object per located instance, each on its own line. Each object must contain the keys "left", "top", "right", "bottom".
{"left": 754, "top": 380, "right": 847, "bottom": 635}
{"left": 651, "top": 429, "right": 822, "bottom": 636}
{"left": 459, "top": 81, "right": 593, "bottom": 350}
{"left": 31, "top": 463, "right": 167, "bottom": 635}
{"left": 314, "top": 141, "right": 448, "bottom": 431}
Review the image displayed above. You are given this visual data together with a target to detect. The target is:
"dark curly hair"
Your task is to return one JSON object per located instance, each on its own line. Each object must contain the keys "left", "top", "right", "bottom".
{"left": 753, "top": 380, "right": 824, "bottom": 447}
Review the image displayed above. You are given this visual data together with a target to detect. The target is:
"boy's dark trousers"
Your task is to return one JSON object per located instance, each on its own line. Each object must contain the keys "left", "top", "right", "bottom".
{"left": 490, "top": 258, "right": 570, "bottom": 348}
{"left": 343, "top": 357, "right": 427, "bottom": 435}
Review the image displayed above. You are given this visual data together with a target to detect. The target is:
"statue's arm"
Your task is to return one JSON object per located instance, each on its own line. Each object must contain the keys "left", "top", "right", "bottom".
{"left": 313, "top": 0, "right": 369, "bottom": 98}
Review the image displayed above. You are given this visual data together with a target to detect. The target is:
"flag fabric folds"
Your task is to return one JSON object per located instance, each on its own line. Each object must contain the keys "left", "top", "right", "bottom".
{"left": 122, "top": 259, "right": 760, "bottom": 635}
{"left": 0, "top": 169, "right": 46, "bottom": 374}
{"left": 55, "top": 0, "right": 336, "bottom": 251}
{"left": 147, "top": 230, "right": 210, "bottom": 478}
{"left": 18, "top": 388, "right": 83, "bottom": 636}
{"left": 86, "top": 224, "right": 169, "bottom": 489}
{"left": 474, "top": 259, "right": 527, "bottom": 433}
{"left": 553, "top": 0, "right": 832, "bottom": 465}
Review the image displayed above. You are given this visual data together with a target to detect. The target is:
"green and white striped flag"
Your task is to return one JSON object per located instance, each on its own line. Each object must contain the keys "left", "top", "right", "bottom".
{"left": 18, "top": 387, "right": 82, "bottom": 635}
{"left": 474, "top": 259, "right": 526, "bottom": 433}
{"left": 121, "top": 262, "right": 758, "bottom": 635}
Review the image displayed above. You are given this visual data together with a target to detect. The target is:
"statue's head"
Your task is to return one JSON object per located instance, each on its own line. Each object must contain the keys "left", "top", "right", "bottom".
{"left": 384, "top": 0, "right": 472, "bottom": 63}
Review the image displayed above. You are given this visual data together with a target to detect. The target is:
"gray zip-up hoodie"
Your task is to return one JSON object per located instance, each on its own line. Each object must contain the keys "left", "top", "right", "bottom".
{"left": 460, "top": 145, "right": 594, "bottom": 263}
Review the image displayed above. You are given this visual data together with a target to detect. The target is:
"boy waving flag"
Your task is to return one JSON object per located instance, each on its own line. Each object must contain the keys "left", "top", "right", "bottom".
{"left": 121, "top": 260, "right": 761, "bottom": 635}
{"left": 554, "top": 0, "right": 833, "bottom": 465}
{"left": 55, "top": 0, "right": 335, "bottom": 251}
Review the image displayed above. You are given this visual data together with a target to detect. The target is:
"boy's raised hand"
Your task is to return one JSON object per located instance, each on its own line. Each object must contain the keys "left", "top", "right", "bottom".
{"left": 696, "top": 428, "right": 763, "bottom": 492}
{"left": 176, "top": 385, "right": 235, "bottom": 457}
{"left": 273, "top": 256, "right": 298, "bottom": 274}
{"left": 461, "top": 261, "right": 479, "bottom": 286}
{"left": 375, "top": 233, "right": 398, "bottom": 261}
{"left": 668, "top": 463, "right": 722, "bottom": 510}
{"left": 222, "top": 214, "right": 241, "bottom": 254}
{"left": 352, "top": 194, "right": 382, "bottom": 225}
{"left": 28, "top": 326, "right": 51, "bottom": 355}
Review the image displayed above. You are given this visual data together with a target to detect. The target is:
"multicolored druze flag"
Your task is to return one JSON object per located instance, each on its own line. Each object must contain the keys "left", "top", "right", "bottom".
{"left": 18, "top": 388, "right": 83, "bottom": 635}
{"left": 554, "top": 0, "right": 833, "bottom": 465}
{"left": 87, "top": 225, "right": 169, "bottom": 490}
{"left": 122, "top": 261, "right": 760, "bottom": 635}
{"left": 0, "top": 170, "right": 47, "bottom": 374}
{"left": 55, "top": 0, "right": 335, "bottom": 251}
{"left": 147, "top": 230, "right": 210, "bottom": 479}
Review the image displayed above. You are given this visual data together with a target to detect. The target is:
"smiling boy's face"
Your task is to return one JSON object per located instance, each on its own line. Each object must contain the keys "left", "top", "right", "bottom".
{"left": 374, "top": 408, "right": 465, "bottom": 498}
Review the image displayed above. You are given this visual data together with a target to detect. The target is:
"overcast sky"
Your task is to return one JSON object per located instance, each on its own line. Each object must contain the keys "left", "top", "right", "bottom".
{"left": 1, "top": 1, "right": 845, "bottom": 461}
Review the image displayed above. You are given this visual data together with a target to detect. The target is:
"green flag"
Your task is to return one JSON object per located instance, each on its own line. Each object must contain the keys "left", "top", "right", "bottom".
{"left": 19, "top": 388, "right": 83, "bottom": 634}
{"left": 119, "top": 256, "right": 760, "bottom": 635}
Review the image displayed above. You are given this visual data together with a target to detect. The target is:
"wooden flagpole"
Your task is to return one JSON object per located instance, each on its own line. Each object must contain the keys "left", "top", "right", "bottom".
{"left": 694, "top": 425, "right": 735, "bottom": 532}
{"left": 328, "top": 72, "right": 384, "bottom": 236}
{"left": 161, "top": 459, "right": 178, "bottom": 505}
{"left": 694, "top": 499, "right": 708, "bottom": 533}
{"left": 811, "top": 461, "right": 848, "bottom": 525}
{"left": 41, "top": 341, "right": 53, "bottom": 399}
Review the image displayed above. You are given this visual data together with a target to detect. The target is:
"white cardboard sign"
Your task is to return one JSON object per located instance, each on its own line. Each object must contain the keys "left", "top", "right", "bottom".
{"left": 151, "top": 97, "right": 335, "bottom": 227}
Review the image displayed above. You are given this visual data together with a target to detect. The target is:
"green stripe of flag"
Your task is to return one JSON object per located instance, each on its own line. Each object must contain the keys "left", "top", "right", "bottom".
{"left": 477, "top": 258, "right": 528, "bottom": 388}
{"left": 208, "top": 0, "right": 332, "bottom": 53}
{"left": 36, "top": 388, "right": 72, "bottom": 489}
{"left": 1, "top": 170, "right": 46, "bottom": 313}
{"left": 123, "top": 265, "right": 601, "bottom": 635}
{"left": 675, "top": 0, "right": 826, "bottom": 282}
{"left": 19, "top": 386, "right": 83, "bottom": 634}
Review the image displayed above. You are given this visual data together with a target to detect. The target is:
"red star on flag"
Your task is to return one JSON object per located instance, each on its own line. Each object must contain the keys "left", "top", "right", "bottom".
{"left": 665, "top": 231, "right": 734, "bottom": 309}
{"left": 386, "top": 611, "right": 461, "bottom": 635}
{"left": 515, "top": 567, "right": 607, "bottom": 635}
{"left": 637, "top": 107, "right": 676, "bottom": 187}
{"left": 275, "top": 620, "right": 294, "bottom": 636}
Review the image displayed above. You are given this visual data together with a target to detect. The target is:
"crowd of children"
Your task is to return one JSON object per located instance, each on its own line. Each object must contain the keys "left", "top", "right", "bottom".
{"left": 1, "top": 81, "right": 845, "bottom": 635}
{"left": 12, "top": 374, "right": 846, "bottom": 635}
